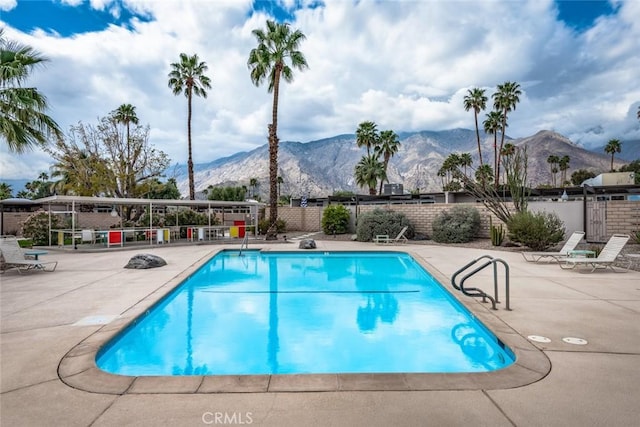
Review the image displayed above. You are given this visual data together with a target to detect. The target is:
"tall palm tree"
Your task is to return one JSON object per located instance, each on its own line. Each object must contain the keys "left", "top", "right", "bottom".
{"left": 463, "top": 88, "right": 487, "bottom": 166}
{"left": 483, "top": 110, "right": 504, "bottom": 187}
{"left": 277, "top": 175, "right": 284, "bottom": 198}
{"left": 354, "top": 154, "right": 385, "bottom": 195}
{"left": 113, "top": 104, "right": 139, "bottom": 146}
{"left": 374, "top": 129, "right": 401, "bottom": 194}
{"left": 491, "top": 81, "right": 521, "bottom": 187}
{"left": 558, "top": 155, "right": 570, "bottom": 185}
{"left": 168, "top": 53, "right": 212, "bottom": 200}
{"left": 547, "top": 155, "right": 559, "bottom": 187}
{"left": 248, "top": 20, "right": 308, "bottom": 240}
{"left": 604, "top": 139, "right": 622, "bottom": 172}
{"left": 356, "top": 121, "right": 379, "bottom": 157}
{"left": 0, "top": 29, "right": 62, "bottom": 153}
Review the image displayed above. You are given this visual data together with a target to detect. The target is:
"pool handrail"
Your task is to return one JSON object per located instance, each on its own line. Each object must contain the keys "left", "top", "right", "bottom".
{"left": 451, "top": 255, "right": 511, "bottom": 310}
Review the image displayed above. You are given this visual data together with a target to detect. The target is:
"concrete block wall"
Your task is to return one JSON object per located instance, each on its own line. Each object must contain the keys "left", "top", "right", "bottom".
{"left": 607, "top": 201, "right": 640, "bottom": 236}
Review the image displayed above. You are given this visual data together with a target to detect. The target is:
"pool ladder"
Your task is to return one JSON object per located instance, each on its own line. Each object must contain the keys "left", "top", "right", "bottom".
{"left": 238, "top": 233, "right": 249, "bottom": 255}
{"left": 451, "top": 255, "right": 511, "bottom": 310}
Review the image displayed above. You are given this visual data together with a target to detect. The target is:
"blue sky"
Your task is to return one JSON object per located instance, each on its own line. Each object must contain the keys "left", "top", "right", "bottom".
{"left": 1, "top": 0, "right": 639, "bottom": 187}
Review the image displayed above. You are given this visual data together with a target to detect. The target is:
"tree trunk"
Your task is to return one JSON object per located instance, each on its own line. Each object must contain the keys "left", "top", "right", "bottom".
{"left": 474, "top": 112, "right": 483, "bottom": 166}
{"left": 187, "top": 89, "right": 195, "bottom": 200}
{"left": 265, "top": 65, "right": 282, "bottom": 240}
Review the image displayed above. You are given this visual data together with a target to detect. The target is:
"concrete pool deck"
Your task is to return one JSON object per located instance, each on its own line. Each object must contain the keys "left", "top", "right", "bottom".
{"left": 1, "top": 240, "right": 639, "bottom": 426}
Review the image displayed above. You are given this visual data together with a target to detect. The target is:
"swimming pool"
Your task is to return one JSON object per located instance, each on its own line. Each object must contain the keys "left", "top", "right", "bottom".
{"left": 96, "top": 250, "right": 514, "bottom": 376}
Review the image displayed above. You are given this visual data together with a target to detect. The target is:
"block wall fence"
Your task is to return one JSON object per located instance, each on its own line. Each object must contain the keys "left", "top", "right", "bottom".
{"left": 268, "top": 200, "right": 640, "bottom": 240}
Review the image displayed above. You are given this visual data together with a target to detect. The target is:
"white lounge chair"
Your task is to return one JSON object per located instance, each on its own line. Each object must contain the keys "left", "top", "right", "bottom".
{"left": 558, "top": 234, "right": 630, "bottom": 272}
{"left": 521, "top": 231, "right": 585, "bottom": 262}
{"left": 374, "top": 226, "right": 409, "bottom": 245}
{"left": 0, "top": 237, "right": 58, "bottom": 274}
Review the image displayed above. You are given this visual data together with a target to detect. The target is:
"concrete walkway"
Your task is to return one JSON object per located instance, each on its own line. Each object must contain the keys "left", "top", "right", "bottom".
{"left": 1, "top": 240, "right": 639, "bottom": 426}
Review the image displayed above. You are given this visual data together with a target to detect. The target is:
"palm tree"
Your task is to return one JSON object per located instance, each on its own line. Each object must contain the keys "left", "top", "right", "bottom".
{"left": 249, "top": 177, "right": 259, "bottom": 198}
{"left": 558, "top": 155, "right": 570, "bottom": 185}
{"left": 637, "top": 106, "right": 640, "bottom": 121}
{"left": 459, "top": 152, "right": 473, "bottom": 178}
{"left": 0, "top": 182, "right": 12, "bottom": 199}
{"left": 356, "top": 121, "right": 379, "bottom": 157}
{"left": 483, "top": 110, "right": 504, "bottom": 187}
{"left": 604, "top": 139, "right": 622, "bottom": 172}
{"left": 248, "top": 20, "right": 308, "bottom": 240}
{"left": 113, "top": 104, "right": 139, "bottom": 145}
{"left": 547, "top": 155, "right": 559, "bottom": 186}
{"left": 491, "top": 81, "right": 521, "bottom": 187}
{"left": 0, "top": 29, "right": 62, "bottom": 153}
{"left": 374, "top": 129, "right": 401, "bottom": 194}
{"left": 277, "top": 175, "right": 284, "bottom": 198}
{"left": 463, "top": 88, "right": 487, "bottom": 166}
{"left": 354, "top": 154, "right": 385, "bottom": 195}
{"left": 168, "top": 53, "right": 212, "bottom": 200}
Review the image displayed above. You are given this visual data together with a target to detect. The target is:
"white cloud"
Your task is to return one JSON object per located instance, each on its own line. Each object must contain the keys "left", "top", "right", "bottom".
{"left": 1, "top": 0, "right": 639, "bottom": 180}
{"left": 0, "top": 0, "right": 16, "bottom": 12}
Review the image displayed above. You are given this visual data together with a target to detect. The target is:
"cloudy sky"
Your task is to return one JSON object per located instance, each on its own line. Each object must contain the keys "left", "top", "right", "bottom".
{"left": 1, "top": 0, "right": 639, "bottom": 181}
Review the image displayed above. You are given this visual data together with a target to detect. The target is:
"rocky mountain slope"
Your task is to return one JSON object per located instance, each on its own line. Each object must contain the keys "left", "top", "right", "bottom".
{"left": 175, "top": 129, "right": 635, "bottom": 198}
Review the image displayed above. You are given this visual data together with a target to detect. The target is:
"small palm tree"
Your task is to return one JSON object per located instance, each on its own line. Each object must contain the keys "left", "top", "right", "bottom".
{"left": 113, "top": 104, "right": 139, "bottom": 145}
{"left": 0, "top": 182, "right": 13, "bottom": 199}
{"left": 249, "top": 177, "right": 259, "bottom": 198}
{"left": 355, "top": 154, "right": 385, "bottom": 195}
{"left": 277, "top": 175, "right": 284, "bottom": 198}
{"left": 459, "top": 152, "right": 473, "bottom": 178}
{"left": 463, "top": 88, "right": 487, "bottom": 166}
{"left": 356, "top": 121, "right": 379, "bottom": 157}
{"left": 374, "top": 129, "right": 401, "bottom": 194}
{"left": 558, "top": 155, "right": 570, "bottom": 185}
{"left": 168, "top": 53, "right": 212, "bottom": 200}
{"left": 492, "top": 81, "right": 521, "bottom": 186}
{"left": 0, "top": 29, "right": 62, "bottom": 153}
{"left": 248, "top": 20, "right": 308, "bottom": 239}
{"left": 604, "top": 139, "right": 622, "bottom": 172}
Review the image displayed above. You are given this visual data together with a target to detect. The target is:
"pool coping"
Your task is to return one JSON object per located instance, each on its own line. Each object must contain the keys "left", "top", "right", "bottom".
{"left": 57, "top": 247, "right": 551, "bottom": 394}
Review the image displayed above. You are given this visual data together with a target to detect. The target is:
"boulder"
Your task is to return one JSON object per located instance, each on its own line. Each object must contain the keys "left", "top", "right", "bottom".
{"left": 298, "top": 239, "right": 317, "bottom": 249}
{"left": 124, "top": 253, "right": 167, "bottom": 269}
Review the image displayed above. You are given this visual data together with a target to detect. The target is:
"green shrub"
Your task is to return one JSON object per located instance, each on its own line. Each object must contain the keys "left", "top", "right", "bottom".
{"left": 431, "top": 205, "right": 481, "bottom": 243}
{"left": 507, "top": 210, "right": 565, "bottom": 251}
{"left": 355, "top": 208, "right": 413, "bottom": 242}
{"left": 322, "top": 204, "right": 351, "bottom": 235}
{"left": 21, "top": 212, "right": 63, "bottom": 246}
{"left": 258, "top": 218, "right": 286, "bottom": 235}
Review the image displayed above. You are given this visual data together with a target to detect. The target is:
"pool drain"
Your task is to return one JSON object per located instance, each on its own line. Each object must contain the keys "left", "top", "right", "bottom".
{"left": 527, "top": 335, "right": 551, "bottom": 343}
{"left": 562, "top": 337, "right": 588, "bottom": 345}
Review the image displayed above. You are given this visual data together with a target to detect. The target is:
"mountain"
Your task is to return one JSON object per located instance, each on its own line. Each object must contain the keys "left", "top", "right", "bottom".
{"left": 175, "top": 129, "right": 631, "bottom": 198}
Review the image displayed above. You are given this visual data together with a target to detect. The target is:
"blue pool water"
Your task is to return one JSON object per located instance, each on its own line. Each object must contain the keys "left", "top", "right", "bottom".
{"left": 97, "top": 251, "right": 514, "bottom": 376}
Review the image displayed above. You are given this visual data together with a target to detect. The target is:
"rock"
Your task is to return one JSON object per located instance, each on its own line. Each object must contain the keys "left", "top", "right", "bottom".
{"left": 298, "top": 239, "right": 317, "bottom": 249}
{"left": 124, "top": 253, "right": 167, "bottom": 269}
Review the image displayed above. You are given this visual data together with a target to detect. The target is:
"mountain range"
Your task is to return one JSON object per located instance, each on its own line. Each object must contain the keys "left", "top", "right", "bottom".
{"left": 174, "top": 129, "right": 638, "bottom": 198}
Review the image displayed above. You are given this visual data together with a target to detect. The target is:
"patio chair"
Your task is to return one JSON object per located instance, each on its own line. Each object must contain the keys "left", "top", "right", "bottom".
{"left": 558, "top": 234, "right": 631, "bottom": 272}
{"left": 521, "top": 231, "right": 585, "bottom": 262}
{"left": 0, "top": 236, "right": 58, "bottom": 274}
{"left": 374, "top": 226, "right": 409, "bottom": 245}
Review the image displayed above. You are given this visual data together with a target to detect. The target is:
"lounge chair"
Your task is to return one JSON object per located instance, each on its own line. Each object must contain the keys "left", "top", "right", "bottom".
{"left": 558, "top": 234, "right": 630, "bottom": 272}
{"left": 0, "top": 237, "right": 58, "bottom": 274}
{"left": 374, "top": 226, "right": 409, "bottom": 245}
{"left": 521, "top": 231, "right": 585, "bottom": 262}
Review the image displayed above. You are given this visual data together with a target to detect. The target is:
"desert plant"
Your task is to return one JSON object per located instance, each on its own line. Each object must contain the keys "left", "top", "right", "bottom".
{"left": 258, "top": 218, "right": 286, "bottom": 235}
{"left": 355, "top": 208, "right": 413, "bottom": 242}
{"left": 632, "top": 230, "right": 640, "bottom": 244}
{"left": 489, "top": 217, "right": 505, "bottom": 246}
{"left": 321, "top": 204, "right": 351, "bottom": 235}
{"left": 431, "top": 206, "right": 481, "bottom": 243}
{"left": 21, "top": 211, "right": 63, "bottom": 245}
{"left": 507, "top": 211, "right": 565, "bottom": 251}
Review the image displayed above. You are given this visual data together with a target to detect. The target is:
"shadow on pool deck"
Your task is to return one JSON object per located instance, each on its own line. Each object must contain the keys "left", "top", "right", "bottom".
{"left": 1, "top": 240, "right": 639, "bottom": 426}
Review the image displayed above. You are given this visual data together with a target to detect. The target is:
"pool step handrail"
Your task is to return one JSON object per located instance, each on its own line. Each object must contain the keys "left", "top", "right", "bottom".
{"left": 451, "top": 255, "right": 511, "bottom": 310}
{"left": 239, "top": 233, "right": 249, "bottom": 255}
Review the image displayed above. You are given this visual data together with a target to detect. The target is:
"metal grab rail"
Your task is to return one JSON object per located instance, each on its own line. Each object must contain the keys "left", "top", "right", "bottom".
{"left": 239, "top": 233, "right": 249, "bottom": 255}
{"left": 451, "top": 255, "right": 511, "bottom": 310}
